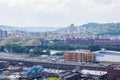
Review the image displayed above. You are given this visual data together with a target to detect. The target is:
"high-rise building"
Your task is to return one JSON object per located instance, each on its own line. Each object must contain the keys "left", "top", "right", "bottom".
{"left": 64, "top": 50, "right": 95, "bottom": 62}
{"left": 0, "top": 29, "right": 8, "bottom": 40}
{"left": 0, "top": 29, "right": 2, "bottom": 39}
{"left": 68, "top": 24, "right": 76, "bottom": 34}
{"left": 68, "top": 24, "right": 80, "bottom": 39}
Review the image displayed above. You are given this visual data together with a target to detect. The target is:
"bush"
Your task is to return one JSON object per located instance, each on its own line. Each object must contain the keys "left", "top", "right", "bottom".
{"left": 48, "top": 77, "right": 60, "bottom": 80}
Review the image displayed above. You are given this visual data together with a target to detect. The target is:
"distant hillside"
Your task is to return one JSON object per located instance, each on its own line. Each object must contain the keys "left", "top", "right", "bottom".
{"left": 57, "top": 22, "right": 120, "bottom": 35}
{"left": 56, "top": 27, "right": 68, "bottom": 33}
{"left": 0, "top": 36, "right": 41, "bottom": 46}
{"left": 0, "top": 25, "right": 14, "bottom": 31}
{"left": 81, "top": 23, "right": 120, "bottom": 35}
{"left": 18, "top": 27, "right": 60, "bottom": 32}
{"left": 0, "top": 25, "right": 60, "bottom": 32}
{"left": 1, "top": 23, "right": 120, "bottom": 35}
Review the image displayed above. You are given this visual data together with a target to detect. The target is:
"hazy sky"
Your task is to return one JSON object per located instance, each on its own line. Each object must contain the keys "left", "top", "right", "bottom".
{"left": 0, "top": 0, "right": 120, "bottom": 27}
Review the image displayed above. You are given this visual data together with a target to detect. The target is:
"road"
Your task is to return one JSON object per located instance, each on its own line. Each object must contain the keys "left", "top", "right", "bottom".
{"left": 0, "top": 52, "right": 107, "bottom": 70}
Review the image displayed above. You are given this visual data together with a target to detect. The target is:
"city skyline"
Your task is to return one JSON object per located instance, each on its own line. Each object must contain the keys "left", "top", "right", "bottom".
{"left": 0, "top": 0, "right": 120, "bottom": 27}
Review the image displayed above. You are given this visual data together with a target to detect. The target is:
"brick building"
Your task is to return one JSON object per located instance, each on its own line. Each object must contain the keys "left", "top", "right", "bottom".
{"left": 64, "top": 50, "right": 95, "bottom": 62}
{"left": 66, "top": 38, "right": 120, "bottom": 47}
{"left": 107, "top": 65, "right": 120, "bottom": 80}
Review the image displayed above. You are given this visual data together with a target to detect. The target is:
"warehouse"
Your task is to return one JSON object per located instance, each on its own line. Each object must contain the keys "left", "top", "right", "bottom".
{"left": 94, "top": 49, "right": 120, "bottom": 64}
{"left": 107, "top": 65, "right": 120, "bottom": 80}
{"left": 80, "top": 69, "right": 107, "bottom": 80}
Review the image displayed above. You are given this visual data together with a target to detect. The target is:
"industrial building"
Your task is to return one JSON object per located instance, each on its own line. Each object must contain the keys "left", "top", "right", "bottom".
{"left": 64, "top": 50, "right": 95, "bottom": 62}
{"left": 59, "top": 71, "right": 81, "bottom": 80}
{"left": 0, "top": 61, "right": 9, "bottom": 69}
{"left": 106, "top": 65, "right": 120, "bottom": 80}
{"left": 1, "top": 60, "right": 120, "bottom": 80}
{"left": 95, "top": 49, "right": 120, "bottom": 64}
{"left": 80, "top": 69, "right": 107, "bottom": 80}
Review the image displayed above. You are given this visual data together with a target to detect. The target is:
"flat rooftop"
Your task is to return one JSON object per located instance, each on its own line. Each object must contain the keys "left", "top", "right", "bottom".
{"left": 65, "top": 50, "right": 92, "bottom": 53}
{"left": 108, "top": 65, "right": 120, "bottom": 70}
{"left": 43, "top": 68, "right": 65, "bottom": 74}
{"left": 94, "top": 50, "right": 120, "bottom": 55}
{"left": 81, "top": 69, "right": 107, "bottom": 76}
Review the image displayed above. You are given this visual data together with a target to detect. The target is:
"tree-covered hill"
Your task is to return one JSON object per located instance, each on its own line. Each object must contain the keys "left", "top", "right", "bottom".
{"left": 0, "top": 37, "right": 41, "bottom": 46}
{"left": 81, "top": 23, "right": 120, "bottom": 35}
{"left": 56, "top": 22, "right": 120, "bottom": 35}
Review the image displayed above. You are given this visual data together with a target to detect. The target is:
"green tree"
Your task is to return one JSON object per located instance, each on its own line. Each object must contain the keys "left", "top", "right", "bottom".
{"left": 0, "top": 46, "right": 4, "bottom": 52}
{"left": 32, "top": 47, "right": 40, "bottom": 54}
{"left": 88, "top": 45, "right": 101, "bottom": 51}
{"left": 46, "top": 49, "right": 51, "bottom": 55}
{"left": 3, "top": 78, "right": 10, "bottom": 80}
{"left": 53, "top": 52, "right": 63, "bottom": 56}
{"left": 48, "top": 77, "right": 60, "bottom": 80}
